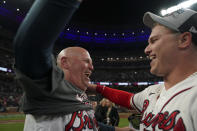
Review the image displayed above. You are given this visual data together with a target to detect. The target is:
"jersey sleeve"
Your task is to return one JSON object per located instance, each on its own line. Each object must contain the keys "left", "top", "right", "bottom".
{"left": 131, "top": 88, "right": 149, "bottom": 113}
{"left": 14, "top": 55, "right": 62, "bottom": 97}
{"left": 96, "top": 85, "right": 134, "bottom": 109}
{"left": 132, "top": 85, "right": 160, "bottom": 113}
{"left": 13, "top": 0, "right": 81, "bottom": 79}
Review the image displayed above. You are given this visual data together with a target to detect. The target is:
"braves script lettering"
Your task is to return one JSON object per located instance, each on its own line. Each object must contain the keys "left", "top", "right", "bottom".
{"left": 65, "top": 111, "right": 94, "bottom": 131}
{"left": 141, "top": 100, "right": 186, "bottom": 131}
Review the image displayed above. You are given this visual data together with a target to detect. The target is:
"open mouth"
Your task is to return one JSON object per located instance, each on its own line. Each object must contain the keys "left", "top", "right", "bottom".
{"left": 147, "top": 55, "right": 156, "bottom": 67}
{"left": 84, "top": 72, "right": 91, "bottom": 79}
{"left": 149, "top": 55, "right": 156, "bottom": 61}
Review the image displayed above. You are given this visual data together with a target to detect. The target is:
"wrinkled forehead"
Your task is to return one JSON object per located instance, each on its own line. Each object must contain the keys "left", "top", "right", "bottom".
{"left": 77, "top": 51, "right": 91, "bottom": 59}
{"left": 68, "top": 51, "right": 92, "bottom": 63}
{"left": 66, "top": 48, "right": 89, "bottom": 57}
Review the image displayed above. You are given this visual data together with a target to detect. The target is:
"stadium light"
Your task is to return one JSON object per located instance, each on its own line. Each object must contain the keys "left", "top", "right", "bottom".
{"left": 161, "top": 0, "right": 197, "bottom": 16}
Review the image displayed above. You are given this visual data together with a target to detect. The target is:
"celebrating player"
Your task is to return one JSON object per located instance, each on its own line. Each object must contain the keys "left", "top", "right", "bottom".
{"left": 88, "top": 8, "right": 197, "bottom": 131}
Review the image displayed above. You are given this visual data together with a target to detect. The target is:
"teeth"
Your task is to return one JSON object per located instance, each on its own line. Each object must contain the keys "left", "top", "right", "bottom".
{"left": 149, "top": 56, "right": 156, "bottom": 60}
{"left": 85, "top": 73, "right": 90, "bottom": 77}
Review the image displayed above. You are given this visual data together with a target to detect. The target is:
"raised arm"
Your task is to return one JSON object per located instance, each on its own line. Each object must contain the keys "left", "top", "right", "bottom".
{"left": 13, "top": 0, "right": 81, "bottom": 79}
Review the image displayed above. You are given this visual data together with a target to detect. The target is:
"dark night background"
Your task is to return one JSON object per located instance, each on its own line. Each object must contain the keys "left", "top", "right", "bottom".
{"left": 0, "top": 0, "right": 197, "bottom": 113}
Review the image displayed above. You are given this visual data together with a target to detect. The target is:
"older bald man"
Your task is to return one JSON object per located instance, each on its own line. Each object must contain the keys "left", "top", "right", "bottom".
{"left": 13, "top": 0, "right": 133, "bottom": 130}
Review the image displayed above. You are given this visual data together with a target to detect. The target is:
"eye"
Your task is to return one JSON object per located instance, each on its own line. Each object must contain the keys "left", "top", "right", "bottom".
{"left": 84, "top": 59, "right": 89, "bottom": 63}
{"left": 153, "top": 38, "right": 158, "bottom": 43}
{"left": 150, "top": 38, "right": 158, "bottom": 44}
{"left": 83, "top": 59, "right": 91, "bottom": 64}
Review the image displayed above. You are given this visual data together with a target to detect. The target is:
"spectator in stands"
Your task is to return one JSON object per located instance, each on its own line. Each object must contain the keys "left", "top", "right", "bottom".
{"left": 95, "top": 98, "right": 120, "bottom": 126}
{"left": 91, "top": 101, "right": 98, "bottom": 111}
{"left": 0, "top": 98, "right": 6, "bottom": 112}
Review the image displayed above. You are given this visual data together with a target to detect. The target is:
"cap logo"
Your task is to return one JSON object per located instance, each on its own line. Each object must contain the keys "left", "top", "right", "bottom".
{"left": 164, "top": 9, "right": 184, "bottom": 18}
{"left": 189, "top": 26, "right": 197, "bottom": 33}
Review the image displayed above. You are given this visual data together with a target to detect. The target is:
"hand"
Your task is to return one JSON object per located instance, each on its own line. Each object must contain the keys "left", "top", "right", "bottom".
{"left": 115, "top": 126, "right": 135, "bottom": 131}
{"left": 86, "top": 83, "right": 97, "bottom": 93}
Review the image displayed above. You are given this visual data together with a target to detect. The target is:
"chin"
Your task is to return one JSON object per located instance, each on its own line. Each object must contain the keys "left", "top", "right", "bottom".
{"left": 150, "top": 68, "right": 157, "bottom": 75}
{"left": 151, "top": 69, "right": 163, "bottom": 77}
{"left": 84, "top": 81, "right": 90, "bottom": 86}
{"left": 79, "top": 85, "right": 87, "bottom": 91}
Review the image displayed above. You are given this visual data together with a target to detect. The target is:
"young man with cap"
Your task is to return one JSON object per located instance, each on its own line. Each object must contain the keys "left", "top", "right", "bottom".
{"left": 88, "top": 8, "right": 197, "bottom": 130}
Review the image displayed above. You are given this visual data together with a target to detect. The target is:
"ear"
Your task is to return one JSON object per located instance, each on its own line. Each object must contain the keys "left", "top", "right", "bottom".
{"left": 178, "top": 32, "right": 192, "bottom": 49}
{"left": 61, "top": 56, "right": 70, "bottom": 69}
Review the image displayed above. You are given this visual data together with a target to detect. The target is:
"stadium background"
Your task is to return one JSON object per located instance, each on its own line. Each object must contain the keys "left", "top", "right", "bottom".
{"left": 0, "top": 0, "right": 197, "bottom": 130}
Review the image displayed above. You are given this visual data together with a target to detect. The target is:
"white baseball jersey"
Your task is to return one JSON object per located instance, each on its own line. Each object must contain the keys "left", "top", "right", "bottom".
{"left": 131, "top": 72, "right": 197, "bottom": 131}
{"left": 24, "top": 110, "right": 98, "bottom": 131}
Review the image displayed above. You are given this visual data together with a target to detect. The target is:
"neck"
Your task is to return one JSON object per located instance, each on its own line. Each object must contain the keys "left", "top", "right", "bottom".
{"left": 164, "top": 67, "right": 197, "bottom": 90}
{"left": 164, "top": 46, "right": 197, "bottom": 90}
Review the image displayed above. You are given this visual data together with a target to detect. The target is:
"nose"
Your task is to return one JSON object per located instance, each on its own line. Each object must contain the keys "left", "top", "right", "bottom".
{"left": 89, "top": 63, "right": 94, "bottom": 71}
{"left": 144, "top": 43, "right": 151, "bottom": 55}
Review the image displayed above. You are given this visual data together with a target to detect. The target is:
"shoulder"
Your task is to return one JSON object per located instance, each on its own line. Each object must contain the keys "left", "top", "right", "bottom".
{"left": 137, "top": 84, "right": 163, "bottom": 96}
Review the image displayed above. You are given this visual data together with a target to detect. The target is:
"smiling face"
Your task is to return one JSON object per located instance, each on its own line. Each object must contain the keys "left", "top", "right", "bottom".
{"left": 58, "top": 47, "right": 94, "bottom": 91}
{"left": 68, "top": 51, "right": 93, "bottom": 90}
{"left": 144, "top": 24, "right": 180, "bottom": 77}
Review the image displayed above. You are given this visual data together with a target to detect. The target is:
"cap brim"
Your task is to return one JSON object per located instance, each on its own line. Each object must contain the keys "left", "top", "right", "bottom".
{"left": 143, "top": 12, "right": 179, "bottom": 31}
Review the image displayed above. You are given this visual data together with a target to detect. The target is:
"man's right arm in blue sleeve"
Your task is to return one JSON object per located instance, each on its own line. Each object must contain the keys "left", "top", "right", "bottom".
{"left": 13, "top": 0, "right": 81, "bottom": 79}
